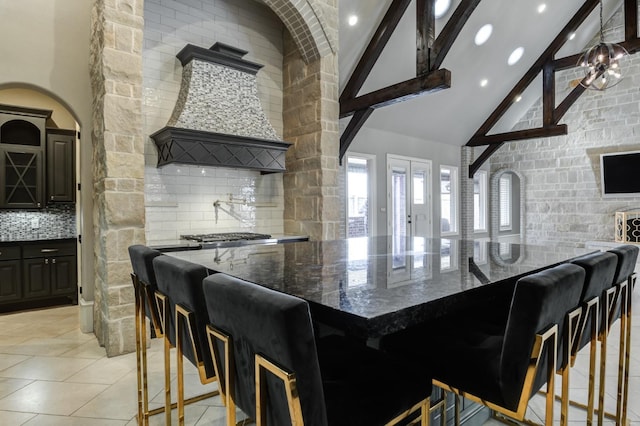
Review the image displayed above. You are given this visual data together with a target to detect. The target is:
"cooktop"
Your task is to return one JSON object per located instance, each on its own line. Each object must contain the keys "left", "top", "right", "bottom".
{"left": 180, "top": 232, "right": 272, "bottom": 243}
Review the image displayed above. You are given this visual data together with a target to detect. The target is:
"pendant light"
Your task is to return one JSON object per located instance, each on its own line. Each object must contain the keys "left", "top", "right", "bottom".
{"left": 578, "top": 0, "right": 628, "bottom": 90}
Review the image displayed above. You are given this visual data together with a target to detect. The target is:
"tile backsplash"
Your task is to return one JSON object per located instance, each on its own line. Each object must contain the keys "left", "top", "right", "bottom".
{"left": 0, "top": 205, "right": 77, "bottom": 241}
{"left": 144, "top": 163, "right": 284, "bottom": 244}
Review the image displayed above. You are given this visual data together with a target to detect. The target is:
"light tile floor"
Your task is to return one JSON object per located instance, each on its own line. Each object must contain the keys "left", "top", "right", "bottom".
{"left": 0, "top": 292, "right": 639, "bottom": 425}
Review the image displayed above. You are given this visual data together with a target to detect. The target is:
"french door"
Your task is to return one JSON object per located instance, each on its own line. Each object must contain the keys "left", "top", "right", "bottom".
{"left": 387, "top": 155, "right": 432, "bottom": 285}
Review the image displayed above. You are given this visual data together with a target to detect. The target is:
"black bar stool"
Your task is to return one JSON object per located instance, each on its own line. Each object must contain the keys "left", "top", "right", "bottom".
{"left": 128, "top": 245, "right": 163, "bottom": 425}
{"left": 568, "top": 251, "right": 618, "bottom": 425}
{"left": 202, "top": 272, "right": 434, "bottom": 426}
{"left": 605, "top": 245, "right": 638, "bottom": 425}
{"left": 382, "top": 263, "right": 585, "bottom": 425}
{"left": 152, "top": 255, "right": 220, "bottom": 425}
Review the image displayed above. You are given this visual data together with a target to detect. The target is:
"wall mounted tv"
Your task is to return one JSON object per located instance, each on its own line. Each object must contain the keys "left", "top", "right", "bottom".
{"left": 601, "top": 150, "right": 640, "bottom": 197}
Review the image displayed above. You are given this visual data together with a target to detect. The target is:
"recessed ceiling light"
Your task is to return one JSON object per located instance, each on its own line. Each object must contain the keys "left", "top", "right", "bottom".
{"left": 508, "top": 47, "right": 525, "bottom": 66}
{"left": 480, "top": 79, "right": 488, "bottom": 87}
{"left": 474, "top": 24, "right": 493, "bottom": 46}
{"left": 348, "top": 15, "right": 358, "bottom": 26}
{"left": 569, "top": 32, "right": 576, "bottom": 40}
{"left": 434, "top": 0, "right": 451, "bottom": 18}
{"left": 538, "top": 4, "right": 547, "bottom": 13}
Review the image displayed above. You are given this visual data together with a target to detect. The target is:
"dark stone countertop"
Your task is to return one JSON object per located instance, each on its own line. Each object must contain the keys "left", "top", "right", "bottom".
{"left": 167, "top": 236, "right": 594, "bottom": 339}
{"left": 0, "top": 234, "right": 77, "bottom": 245}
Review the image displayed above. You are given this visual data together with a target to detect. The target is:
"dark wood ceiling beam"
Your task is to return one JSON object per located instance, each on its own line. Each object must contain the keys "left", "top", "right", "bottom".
{"left": 416, "top": 0, "right": 435, "bottom": 75}
{"left": 429, "top": 0, "right": 482, "bottom": 70}
{"left": 542, "top": 62, "right": 555, "bottom": 127}
{"left": 553, "top": 37, "right": 640, "bottom": 71}
{"left": 626, "top": 0, "right": 638, "bottom": 40}
{"left": 469, "top": 0, "right": 600, "bottom": 141}
{"left": 469, "top": 144, "right": 504, "bottom": 177}
{"left": 339, "top": 108, "right": 375, "bottom": 162}
{"left": 554, "top": 82, "right": 588, "bottom": 124}
{"left": 339, "top": 69, "right": 451, "bottom": 118}
{"left": 339, "top": 0, "right": 412, "bottom": 104}
{"left": 468, "top": 125, "right": 568, "bottom": 147}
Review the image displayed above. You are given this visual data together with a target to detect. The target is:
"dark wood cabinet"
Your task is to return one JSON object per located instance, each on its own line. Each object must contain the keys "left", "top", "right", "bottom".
{"left": 0, "top": 239, "right": 77, "bottom": 312}
{"left": 46, "top": 129, "right": 76, "bottom": 203}
{"left": 22, "top": 240, "right": 77, "bottom": 303}
{"left": 0, "top": 105, "right": 50, "bottom": 209}
{"left": 0, "top": 246, "right": 21, "bottom": 303}
{"left": 0, "top": 105, "right": 76, "bottom": 209}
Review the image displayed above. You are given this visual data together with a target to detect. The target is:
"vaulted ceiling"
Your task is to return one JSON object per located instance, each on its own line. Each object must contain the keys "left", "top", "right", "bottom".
{"left": 338, "top": 0, "right": 624, "bottom": 147}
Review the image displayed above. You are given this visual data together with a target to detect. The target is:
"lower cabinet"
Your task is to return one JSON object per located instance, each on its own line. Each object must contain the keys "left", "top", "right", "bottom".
{"left": 0, "top": 246, "right": 21, "bottom": 303}
{"left": 0, "top": 239, "right": 77, "bottom": 312}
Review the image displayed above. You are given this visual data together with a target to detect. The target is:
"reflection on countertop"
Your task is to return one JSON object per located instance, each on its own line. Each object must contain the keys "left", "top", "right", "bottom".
{"left": 150, "top": 234, "right": 309, "bottom": 252}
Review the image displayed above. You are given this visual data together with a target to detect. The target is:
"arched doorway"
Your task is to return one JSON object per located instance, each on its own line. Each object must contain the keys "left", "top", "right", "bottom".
{"left": 0, "top": 85, "right": 87, "bottom": 323}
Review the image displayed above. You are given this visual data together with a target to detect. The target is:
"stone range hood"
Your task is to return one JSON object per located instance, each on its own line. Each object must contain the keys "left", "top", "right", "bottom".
{"left": 151, "top": 42, "right": 291, "bottom": 173}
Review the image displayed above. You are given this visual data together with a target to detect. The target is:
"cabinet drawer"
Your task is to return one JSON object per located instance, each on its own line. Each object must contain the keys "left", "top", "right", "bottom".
{"left": 0, "top": 246, "right": 20, "bottom": 261}
{"left": 23, "top": 241, "right": 76, "bottom": 258}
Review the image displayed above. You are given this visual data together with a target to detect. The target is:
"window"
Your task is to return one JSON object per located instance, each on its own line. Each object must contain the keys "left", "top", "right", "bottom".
{"left": 346, "top": 154, "right": 375, "bottom": 237}
{"left": 499, "top": 174, "right": 512, "bottom": 231}
{"left": 473, "top": 170, "right": 487, "bottom": 232}
{"left": 440, "top": 166, "right": 458, "bottom": 234}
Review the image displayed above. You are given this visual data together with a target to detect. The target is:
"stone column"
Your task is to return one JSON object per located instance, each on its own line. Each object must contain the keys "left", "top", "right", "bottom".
{"left": 90, "top": 0, "right": 146, "bottom": 356}
{"left": 282, "top": 31, "right": 342, "bottom": 241}
{"left": 460, "top": 146, "right": 475, "bottom": 242}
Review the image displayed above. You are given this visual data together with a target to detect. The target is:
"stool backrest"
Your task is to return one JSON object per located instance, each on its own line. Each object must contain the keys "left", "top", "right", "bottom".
{"left": 128, "top": 245, "right": 162, "bottom": 324}
{"left": 153, "top": 255, "right": 215, "bottom": 377}
{"left": 571, "top": 251, "right": 618, "bottom": 346}
{"left": 203, "top": 273, "right": 328, "bottom": 426}
{"left": 500, "top": 263, "right": 584, "bottom": 410}
{"left": 609, "top": 245, "right": 639, "bottom": 286}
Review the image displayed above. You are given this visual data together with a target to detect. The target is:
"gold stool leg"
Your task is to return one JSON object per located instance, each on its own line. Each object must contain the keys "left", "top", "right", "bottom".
{"left": 134, "top": 279, "right": 144, "bottom": 426}
{"left": 176, "top": 310, "right": 186, "bottom": 426}
{"left": 140, "top": 302, "right": 150, "bottom": 426}
{"left": 621, "top": 276, "right": 634, "bottom": 426}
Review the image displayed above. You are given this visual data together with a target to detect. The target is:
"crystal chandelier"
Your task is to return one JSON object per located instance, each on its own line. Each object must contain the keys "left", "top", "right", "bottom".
{"left": 578, "top": 0, "right": 628, "bottom": 90}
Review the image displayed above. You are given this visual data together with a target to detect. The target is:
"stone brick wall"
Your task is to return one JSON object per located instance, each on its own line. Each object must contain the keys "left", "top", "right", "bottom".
{"left": 282, "top": 25, "right": 341, "bottom": 241}
{"left": 489, "top": 7, "right": 640, "bottom": 247}
{"left": 90, "top": 0, "right": 146, "bottom": 356}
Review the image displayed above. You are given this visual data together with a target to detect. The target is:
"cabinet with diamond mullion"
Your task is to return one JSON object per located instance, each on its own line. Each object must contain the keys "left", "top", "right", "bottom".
{"left": 1, "top": 148, "right": 43, "bottom": 208}
{"left": 0, "top": 104, "right": 49, "bottom": 209}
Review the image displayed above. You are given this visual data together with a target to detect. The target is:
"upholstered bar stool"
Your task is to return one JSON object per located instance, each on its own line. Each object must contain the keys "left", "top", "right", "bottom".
{"left": 153, "top": 256, "right": 220, "bottom": 425}
{"left": 383, "top": 263, "right": 585, "bottom": 426}
{"left": 567, "top": 251, "right": 618, "bottom": 425}
{"left": 202, "top": 273, "right": 434, "bottom": 426}
{"left": 128, "top": 245, "right": 164, "bottom": 425}
{"left": 605, "top": 245, "right": 638, "bottom": 425}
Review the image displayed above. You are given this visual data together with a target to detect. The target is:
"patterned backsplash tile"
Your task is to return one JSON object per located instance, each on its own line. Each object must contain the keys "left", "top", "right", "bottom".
{"left": 0, "top": 205, "right": 76, "bottom": 242}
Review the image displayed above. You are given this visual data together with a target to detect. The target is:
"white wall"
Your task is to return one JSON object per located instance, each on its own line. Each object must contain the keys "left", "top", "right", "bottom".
{"left": 348, "top": 125, "right": 461, "bottom": 237}
{"left": 143, "top": 0, "right": 286, "bottom": 244}
{"left": 0, "top": 0, "right": 94, "bottom": 300}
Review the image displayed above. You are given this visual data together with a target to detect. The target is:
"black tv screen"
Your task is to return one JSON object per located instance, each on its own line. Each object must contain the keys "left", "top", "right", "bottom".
{"left": 601, "top": 151, "right": 640, "bottom": 196}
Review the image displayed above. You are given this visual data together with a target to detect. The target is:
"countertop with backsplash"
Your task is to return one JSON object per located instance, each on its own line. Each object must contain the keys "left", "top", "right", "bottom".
{"left": 0, "top": 206, "right": 77, "bottom": 243}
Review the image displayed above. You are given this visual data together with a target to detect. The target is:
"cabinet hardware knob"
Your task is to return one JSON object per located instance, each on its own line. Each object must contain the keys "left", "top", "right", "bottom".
{"left": 45, "top": 259, "right": 49, "bottom": 264}
{"left": 52, "top": 258, "right": 56, "bottom": 264}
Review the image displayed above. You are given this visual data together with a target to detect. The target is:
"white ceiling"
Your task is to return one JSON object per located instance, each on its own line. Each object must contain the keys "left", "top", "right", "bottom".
{"left": 338, "top": 0, "right": 623, "bottom": 146}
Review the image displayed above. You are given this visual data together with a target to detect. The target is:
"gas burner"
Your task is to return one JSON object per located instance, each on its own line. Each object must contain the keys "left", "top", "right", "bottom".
{"left": 180, "top": 232, "right": 272, "bottom": 243}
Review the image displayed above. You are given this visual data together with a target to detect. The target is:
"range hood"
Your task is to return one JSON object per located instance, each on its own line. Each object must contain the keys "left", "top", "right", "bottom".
{"left": 151, "top": 42, "right": 291, "bottom": 173}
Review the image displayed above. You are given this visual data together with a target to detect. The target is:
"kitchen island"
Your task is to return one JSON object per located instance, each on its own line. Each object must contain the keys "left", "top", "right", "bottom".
{"left": 166, "top": 236, "right": 594, "bottom": 338}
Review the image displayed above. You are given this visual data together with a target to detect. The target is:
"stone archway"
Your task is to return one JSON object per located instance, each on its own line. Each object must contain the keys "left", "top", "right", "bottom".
{"left": 262, "top": 0, "right": 336, "bottom": 63}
